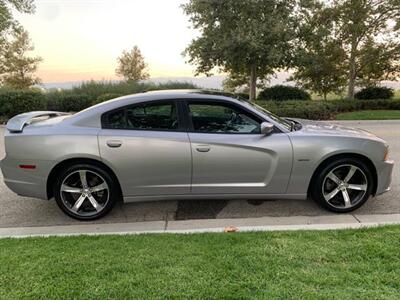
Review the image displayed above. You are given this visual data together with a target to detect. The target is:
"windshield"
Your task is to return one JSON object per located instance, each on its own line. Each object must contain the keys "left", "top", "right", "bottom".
{"left": 243, "top": 101, "right": 293, "bottom": 131}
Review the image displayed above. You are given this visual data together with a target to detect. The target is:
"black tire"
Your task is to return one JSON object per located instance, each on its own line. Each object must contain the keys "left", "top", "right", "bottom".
{"left": 310, "top": 157, "right": 374, "bottom": 213}
{"left": 54, "top": 163, "right": 119, "bottom": 220}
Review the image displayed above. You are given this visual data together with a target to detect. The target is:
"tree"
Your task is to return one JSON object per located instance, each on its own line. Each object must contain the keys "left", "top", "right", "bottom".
{"left": 293, "top": 0, "right": 400, "bottom": 99}
{"left": 115, "top": 46, "right": 150, "bottom": 82}
{"left": 0, "top": 0, "right": 34, "bottom": 43}
{"left": 356, "top": 37, "right": 400, "bottom": 87}
{"left": 183, "top": 0, "right": 296, "bottom": 101}
{"left": 290, "top": 41, "right": 348, "bottom": 100}
{"left": 0, "top": 28, "right": 42, "bottom": 88}
{"left": 291, "top": 1, "right": 348, "bottom": 100}
{"left": 328, "top": 0, "right": 400, "bottom": 99}
{"left": 222, "top": 72, "right": 269, "bottom": 93}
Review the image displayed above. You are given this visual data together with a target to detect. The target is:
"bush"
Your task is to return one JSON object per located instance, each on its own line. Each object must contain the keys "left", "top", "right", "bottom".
{"left": 92, "top": 93, "right": 122, "bottom": 105}
{"left": 0, "top": 89, "right": 46, "bottom": 118}
{"left": 46, "top": 92, "right": 93, "bottom": 112}
{"left": 258, "top": 85, "right": 311, "bottom": 101}
{"left": 355, "top": 87, "right": 394, "bottom": 100}
{"left": 68, "top": 80, "right": 198, "bottom": 100}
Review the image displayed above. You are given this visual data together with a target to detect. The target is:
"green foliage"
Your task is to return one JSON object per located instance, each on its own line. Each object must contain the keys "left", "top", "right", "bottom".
{"left": 92, "top": 93, "right": 122, "bottom": 105}
{"left": 355, "top": 87, "right": 394, "bottom": 100}
{"left": 256, "top": 99, "right": 400, "bottom": 120}
{"left": 0, "top": 88, "right": 45, "bottom": 117}
{"left": 183, "top": 0, "right": 296, "bottom": 100}
{"left": 294, "top": 0, "right": 400, "bottom": 99}
{"left": 222, "top": 72, "right": 250, "bottom": 92}
{"left": 0, "top": 1, "right": 34, "bottom": 39}
{"left": 0, "top": 84, "right": 398, "bottom": 121}
{"left": 115, "top": 45, "right": 149, "bottom": 82}
{"left": 258, "top": 85, "right": 311, "bottom": 101}
{"left": 46, "top": 91, "right": 93, "bottom": 112}
{"left": 291, "top": 2, "right": 347, "bottom": 100}
{"left": 0, "top": 81, "right": 199, "bottom": 117}
{"left": 332, "top": 0, "right": 400, "bottom": 98}
{"left": 67, "top": 80, "right": 197, "bottom": 100}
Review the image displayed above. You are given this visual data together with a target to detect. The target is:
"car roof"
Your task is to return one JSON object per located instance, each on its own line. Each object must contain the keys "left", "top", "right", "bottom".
{"left": 142, "top": 89, "right": 246, "bottom": 99}
{"left": 104, "top": 89, "right": 246, "bottom": 102}
{"left": 64, "top": 89, "right": 249, "bottom": 128}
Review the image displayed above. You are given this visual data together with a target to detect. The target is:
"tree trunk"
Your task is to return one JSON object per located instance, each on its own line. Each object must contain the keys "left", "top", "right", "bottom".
{"left": 347, "top": 59, "right": 356, "bottom": 99}
{"left": 249, "top": 65, "right": 257, "bottom": 101}
{"left": 347, "top": 40, "right": 357, "bottom": 100}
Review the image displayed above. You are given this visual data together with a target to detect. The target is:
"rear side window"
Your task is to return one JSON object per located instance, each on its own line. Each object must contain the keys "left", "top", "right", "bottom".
{"left": 102, "top": 101, "right": 178, "bottom": 131}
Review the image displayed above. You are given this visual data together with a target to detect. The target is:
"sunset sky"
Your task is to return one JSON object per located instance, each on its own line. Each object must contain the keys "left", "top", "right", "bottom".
{"left": 15, "top": 0, "right": 198, "bottom": 83}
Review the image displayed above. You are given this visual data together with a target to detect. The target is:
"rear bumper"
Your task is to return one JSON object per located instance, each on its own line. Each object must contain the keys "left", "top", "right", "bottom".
{"left": 375, "top": 160, "right": 394, "bottom": 196}
{"left": 1, "top": 157, "right": 52, "bottom": 200}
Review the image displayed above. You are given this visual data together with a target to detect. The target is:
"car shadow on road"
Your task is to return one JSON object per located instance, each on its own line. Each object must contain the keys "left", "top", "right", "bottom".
{"left": 173, "top": 198, "right": 329, "bottom": 220}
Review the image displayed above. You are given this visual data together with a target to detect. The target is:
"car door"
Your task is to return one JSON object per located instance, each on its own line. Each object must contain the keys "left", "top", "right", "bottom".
{"left": 98, "top": 100, "right": 191, "bottom": 197}
{"left": 185, "top": 100, "right": 293, "bottom": 195}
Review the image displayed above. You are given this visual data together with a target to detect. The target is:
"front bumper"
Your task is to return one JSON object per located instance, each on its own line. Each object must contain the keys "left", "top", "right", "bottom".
{"left": 375, "top": 159, "right": 394, "bottom": 196}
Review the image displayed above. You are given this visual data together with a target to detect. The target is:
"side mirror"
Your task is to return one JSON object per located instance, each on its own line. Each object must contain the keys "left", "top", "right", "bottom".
{"left": 260, "top": 122, "right": 274, "bottom": 135}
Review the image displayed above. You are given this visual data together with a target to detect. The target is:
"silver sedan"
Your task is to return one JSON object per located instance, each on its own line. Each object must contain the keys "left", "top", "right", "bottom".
{"left": 1, "top": 90, "right": 394, "bottom": 220}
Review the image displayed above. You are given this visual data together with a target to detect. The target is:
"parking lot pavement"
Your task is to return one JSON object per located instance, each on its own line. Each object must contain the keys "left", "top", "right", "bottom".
{"left": 0, "top": 120, "right": 399, "bottom": 228}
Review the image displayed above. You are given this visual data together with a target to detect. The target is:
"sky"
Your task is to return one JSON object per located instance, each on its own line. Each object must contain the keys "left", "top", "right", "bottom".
{"left": 15, "top": 0, "right": 199, "bottom": 83}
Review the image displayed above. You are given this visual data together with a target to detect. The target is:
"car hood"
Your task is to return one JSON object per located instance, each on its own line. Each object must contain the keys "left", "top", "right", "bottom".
{"left": 291, "top": 118, "right": 384, "bottom": 141}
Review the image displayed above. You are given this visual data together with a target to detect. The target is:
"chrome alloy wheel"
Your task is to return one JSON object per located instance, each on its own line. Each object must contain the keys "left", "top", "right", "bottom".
{"left": 60, "top": 170, "right": 109, "bottom": 217}
{"left": 322, "top": 164, "right": 368, "bottom": 209}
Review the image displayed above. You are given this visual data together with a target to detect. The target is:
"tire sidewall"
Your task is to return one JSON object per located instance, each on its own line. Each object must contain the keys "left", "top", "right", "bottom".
{"left": 312, "top": 158, "right": 373, "bottom": 213}
{"left": 54, "top": 163, "right": 118, "bottom": 220}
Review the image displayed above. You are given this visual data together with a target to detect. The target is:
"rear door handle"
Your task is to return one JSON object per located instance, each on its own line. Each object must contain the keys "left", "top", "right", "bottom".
{"left": 106, "top": 140, "right": 122, "bottom": 148}
{"left": 196, "top": 145, "right": 210, "bottom": 152}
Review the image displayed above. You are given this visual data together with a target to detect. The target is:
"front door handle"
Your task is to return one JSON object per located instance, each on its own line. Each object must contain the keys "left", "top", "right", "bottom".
{"left": 196, "top": 145, "right": 210, "bottom": 152}
{"left": 106, "top": 140, "right": 122, "bottom": 148}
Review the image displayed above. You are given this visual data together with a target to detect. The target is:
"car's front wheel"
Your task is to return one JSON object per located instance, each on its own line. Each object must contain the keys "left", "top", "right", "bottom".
{"left": 311, "top": 158, "right": 374, "bottom": 213}
{"left": 54, "top": 164, "right": 118, "bottom": 220}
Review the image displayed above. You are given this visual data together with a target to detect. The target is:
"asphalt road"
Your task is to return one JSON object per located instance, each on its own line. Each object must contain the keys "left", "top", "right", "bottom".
{"left": 0, "top": 120, "right": 399, "bottom": 228}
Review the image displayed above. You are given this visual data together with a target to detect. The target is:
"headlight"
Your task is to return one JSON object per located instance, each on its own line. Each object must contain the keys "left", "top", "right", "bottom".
{"left": 384, "top": 146, "right": 390, "bottom": 161}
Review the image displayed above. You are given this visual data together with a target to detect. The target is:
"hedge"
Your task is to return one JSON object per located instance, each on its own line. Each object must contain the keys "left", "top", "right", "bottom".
{"left": 0, "top": 88, "right": 399, "bottom": 121}
{"left": 256, "top": 99, "right": 400, "bottom": 120}
{"left": 92, "top": 93, "right": 122, "bottom": 105}
{"left": 70, "top": 80, "right": 197, "bottom": 100}
{"left": 46, "top": 92, "right": 93, "bottom": 112}
{"left": 0, "top": 89, "right": 46, "bottom": 118}
{"left": 258, "top": 85, "right": 311, "bottom": 101}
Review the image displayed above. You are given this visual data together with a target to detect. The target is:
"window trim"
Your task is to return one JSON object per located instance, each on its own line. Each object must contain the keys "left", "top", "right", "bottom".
{"left": 101, "top": 99, "right": 185, "bottom": 132}
{"left": 183, "top": 99, "right": 273, "bottom": 135}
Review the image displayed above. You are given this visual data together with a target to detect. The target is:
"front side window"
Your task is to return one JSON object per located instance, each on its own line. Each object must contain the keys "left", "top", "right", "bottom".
{"left": 189, "top": 103, "right": 261, "bottom": 134}
{"left": 102, "top": 101, "right": 178, "bottom": 130}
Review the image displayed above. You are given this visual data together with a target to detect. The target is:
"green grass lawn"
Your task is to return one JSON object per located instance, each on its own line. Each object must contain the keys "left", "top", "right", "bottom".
{"left": 1, "top": 226, "right": 400, "bottom": 299}
{"left": 335, "top": 110, "right": 400, "bottom": 120}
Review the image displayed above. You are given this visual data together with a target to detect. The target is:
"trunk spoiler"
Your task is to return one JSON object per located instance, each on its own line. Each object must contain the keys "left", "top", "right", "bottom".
{"left": 6, "top": 111, "right": 70, "bottom": 133}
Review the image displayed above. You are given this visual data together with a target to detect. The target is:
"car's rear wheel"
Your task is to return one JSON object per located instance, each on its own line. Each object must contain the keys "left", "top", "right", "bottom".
{"left": 54, "top": 164, "right": 118, "bottom": 220}
{"left": 311, "top": 158, "right": 373, "bottom": 213}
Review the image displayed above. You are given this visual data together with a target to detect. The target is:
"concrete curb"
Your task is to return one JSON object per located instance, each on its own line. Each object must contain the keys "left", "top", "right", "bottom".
{"left": 1, "top": 213, "right": 400, "bottom": 238}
